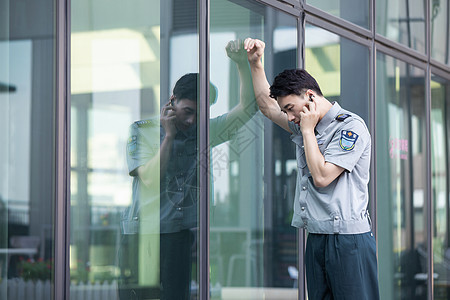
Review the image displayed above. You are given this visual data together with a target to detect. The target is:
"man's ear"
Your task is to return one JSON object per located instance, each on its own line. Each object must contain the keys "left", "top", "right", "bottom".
{"left": 306, "top": 89, "right": 314, "bottom": 102}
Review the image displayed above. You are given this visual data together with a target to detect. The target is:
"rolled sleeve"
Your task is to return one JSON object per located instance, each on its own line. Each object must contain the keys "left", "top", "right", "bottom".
{"left": 324, "top": 119, "right": 370, "bottom": 172}
{"left": 126, "top": 123, "right": 160, "bottom": 176}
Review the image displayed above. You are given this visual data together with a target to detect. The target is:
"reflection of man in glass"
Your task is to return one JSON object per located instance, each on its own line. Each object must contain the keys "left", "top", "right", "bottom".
{"left": 244, "top": 38, "right": 379, "bottom": 300}
{"left": 120, "top": 40, "right": 257, "bottom": 300}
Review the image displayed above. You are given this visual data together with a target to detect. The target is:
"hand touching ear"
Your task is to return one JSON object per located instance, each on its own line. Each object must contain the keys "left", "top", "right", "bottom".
{"left": 299, "top": 100, "right": 320, "bottom": 135}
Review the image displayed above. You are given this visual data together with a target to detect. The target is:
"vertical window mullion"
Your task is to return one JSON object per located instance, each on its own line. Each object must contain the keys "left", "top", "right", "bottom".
{"left": 55, "top": 0, "right": 71, "bottom": 298}
{"left": 426, "top": 0, "right": 434, "bottom": 298}
{"left": 199, "top": 0, "right": 210, "bottom": 298}
{"left": 297, "top": 7, "right": 307, "bottom": 300}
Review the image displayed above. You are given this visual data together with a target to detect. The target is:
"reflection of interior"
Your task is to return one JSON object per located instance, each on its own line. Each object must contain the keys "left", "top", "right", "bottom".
{"left": 0, "top": 9, "right": 54, "bottom": 284}
{"left": 377, "top": 60, "right": 429, "bottom": 300}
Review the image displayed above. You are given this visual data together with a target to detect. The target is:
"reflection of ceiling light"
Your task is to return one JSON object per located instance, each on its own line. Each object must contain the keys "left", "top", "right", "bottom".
{"left": 273, "top": 27, "right": 297, "bottom": 52}
{"left": 305, "top": 26, "right": 340, "bottom": 48}
{"left": 71, "top": 27, "right": 160, "bottom": 94}
{"left": 0, "top": 82, "right": 16, "bottom": 93}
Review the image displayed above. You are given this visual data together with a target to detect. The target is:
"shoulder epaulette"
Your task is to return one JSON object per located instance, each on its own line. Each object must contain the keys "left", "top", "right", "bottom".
{"left": 134, "top": 119, "right": 156, "bottom": 127}
{"left": 335, "top": 113, "right": 351, "bottom": 121}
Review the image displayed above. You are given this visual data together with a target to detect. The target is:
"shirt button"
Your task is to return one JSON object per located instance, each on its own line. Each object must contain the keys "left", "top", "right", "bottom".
{"left": 133, "top": 217, "right": 139, "bottom": 221}
{"left": 178, "top": 188, "right": 183, "bottom": 192}
{"left": 301, "top": 145, "right": 304, "bottom": 148}
{"left": 301, "top": 207, "right": 305, "bottom": 211}
{"left": 176, "top": 207, "right": 182, "bottom": 211}
{"left": 334, "top": 216, "right": 339, "bottom": 220}
{"left": 302, "top": 186, "right": 306, "bottom": 190}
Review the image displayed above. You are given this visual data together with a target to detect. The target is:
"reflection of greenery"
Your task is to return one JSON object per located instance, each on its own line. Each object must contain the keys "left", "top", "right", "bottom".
{"left": 18, "top": 258, "right": 53, "bottom": 282}
{"left": 70, "top": 260, "right": 90, "bottom": 283}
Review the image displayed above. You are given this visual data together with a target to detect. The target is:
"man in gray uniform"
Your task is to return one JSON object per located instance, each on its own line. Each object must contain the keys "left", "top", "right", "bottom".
{"left": 244, "top": 38, "right": 379, "bottom": 299}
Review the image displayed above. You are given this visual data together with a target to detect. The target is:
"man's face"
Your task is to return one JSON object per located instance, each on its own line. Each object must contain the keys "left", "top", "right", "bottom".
{"left": 172, "top": 98, "right": 197, "bottom": 131}
{"left": 277, "top": 94, "right": 310, "bottom": 126}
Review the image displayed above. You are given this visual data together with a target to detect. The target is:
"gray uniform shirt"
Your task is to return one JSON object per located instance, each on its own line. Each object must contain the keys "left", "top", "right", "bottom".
{"left": 289, "top": 102, "right": 371, "bottom": 234}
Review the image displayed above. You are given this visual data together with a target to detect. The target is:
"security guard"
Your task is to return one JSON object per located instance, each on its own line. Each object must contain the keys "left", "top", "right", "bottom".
{"left": 244, "top": 38, "right": 379, "bottom": 300}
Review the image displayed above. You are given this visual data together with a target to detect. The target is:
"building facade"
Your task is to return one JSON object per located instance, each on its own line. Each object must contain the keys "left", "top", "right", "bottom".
{"left": 1, "top": 0, "right": 450, "bottom": 299}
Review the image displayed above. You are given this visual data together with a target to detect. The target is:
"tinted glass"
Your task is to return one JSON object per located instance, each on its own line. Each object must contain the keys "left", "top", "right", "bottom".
{"left": 305, "top": 24, "right": 370, "bottom": 123}
{"left": 431, "top": 74, "right": 450, "bottom": 299}
{"left": 431, "top": 1, "right": 450, "bottom": 66}
{"left": 71, "top": 1, "right": 200, "bottom": 299}
{"left": 376, "top": 53, "right": 427, "bottom": 300}
{"left": 209, "top": 0, "right": 299, "bottom": 298}
{"left": 0, "top": 0, "right": 55, "bottom": 298}
{"left": 376, "top": 0, "right": 426, "bottom": 53}
{"left": 307, "top": 0, "right": 370, "bottom": 29}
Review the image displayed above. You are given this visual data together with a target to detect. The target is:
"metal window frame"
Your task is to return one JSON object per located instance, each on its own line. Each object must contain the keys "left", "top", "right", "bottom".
{"left": 297, "top": 7, "right": 307, "bottom": 300}
{"left": 199, "top": 0, "right": 211, "bottom": 299}
{"left": 425, "top": 0, "right": 434, "bottom": 298}
{"left": 55, "top": 0, "right": 70, "bottom": 298}
{"left": 254, "top": 0, "right": 300, "bottom": 15}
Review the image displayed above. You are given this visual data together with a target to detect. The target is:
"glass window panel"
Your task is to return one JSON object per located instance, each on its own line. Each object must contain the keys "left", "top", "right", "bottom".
{"left": 209, "top": 0, "right": 298, "bottom": 298}
{"left": 71, "top": 1, "right": 200, "bottom": 299}
{"left": 305, "top": 24, "right": 370, "bottom": 123}
{"left": 376, "top": 53, "right": 427, "bottom": 300}
{"left": 431, "top": 1, "right": 450, "bottom": 66}
{"left": 431, "top": 74, "right": 450, "bottom": 299}
{"left": 307, "top": 0, "right": 370, "bottom": 29}
{"left": 0, "top": 0, "right": 55, "bottom": 298}
{"left": 376, "top": 0, "right": 426, "bottom": 53}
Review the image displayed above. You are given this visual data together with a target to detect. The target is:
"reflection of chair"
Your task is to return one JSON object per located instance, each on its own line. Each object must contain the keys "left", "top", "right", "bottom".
{"left": 8, "top": 236, "right": 40, "bottom": 263}
{"left": 10, "top": 236, "right": 40, "bottom": 250}
{"left": 226, "top": 240, "right": 263, "bottom": 287}
{"left": 287, "top": 266, "right": 298, "bottom": 288}
{"left": 3, "top": 236, "right": 40, "bottom": 277}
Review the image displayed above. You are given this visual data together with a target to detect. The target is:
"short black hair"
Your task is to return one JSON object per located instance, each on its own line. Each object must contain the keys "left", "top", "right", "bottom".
{"left": 269, "top": 69, "right": 323, "bottom": 99}
{"left": 172, "top": 73, "right": 217, "bottom": 104}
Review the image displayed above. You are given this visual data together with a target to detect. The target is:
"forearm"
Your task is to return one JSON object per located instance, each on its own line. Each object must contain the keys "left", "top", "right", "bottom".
{"left": 302, "top": 130, "right": 330, "bottom": 188}
{"left": 236, "top": 62, "right": 257, "bottom": 114}
{"left": 138, "top": 135, "right": 174, "bottom": 186}
{"left": 249, "top": 62, "right": 280, "bottom": 118}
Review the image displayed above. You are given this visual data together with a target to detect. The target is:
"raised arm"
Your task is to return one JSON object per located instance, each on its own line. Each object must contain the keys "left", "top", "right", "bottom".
{"left": 223, "top": 39, "right": 258, "bottom": 124}
{"left": 244, "top": 38, "right": 291, "bottom": 133}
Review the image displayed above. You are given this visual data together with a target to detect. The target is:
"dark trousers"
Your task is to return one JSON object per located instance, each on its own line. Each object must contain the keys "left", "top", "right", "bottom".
{"left": 160, "top": 230, "right": 193, "bottom": 300}
{"left": 305, "top": 232, "right": 380, "bottom": 300}
{"left": 118, "top": 230, "right": 193, "bottom": 300}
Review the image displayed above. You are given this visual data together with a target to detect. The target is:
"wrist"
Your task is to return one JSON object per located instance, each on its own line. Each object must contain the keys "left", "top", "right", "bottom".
{"left": 164, "top": 133, "right": 176, "bottom": 140}
{"left": 301, "top": 128, "right": 315, "bottom": 138}
{"left": 249, "top": 59, "right": 263, "bottom": 69}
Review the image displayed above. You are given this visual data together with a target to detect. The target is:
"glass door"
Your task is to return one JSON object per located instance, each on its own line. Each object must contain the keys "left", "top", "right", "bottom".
{"left": 431, "top": 74, "right": 450, "bottom": 299}
{"left": 0, "top": 0, "right": 56, "bottom": 298}
{"left": 209, "top": 1, "right": 299, "bottom": 298}
{"left": 71, "top": 1, "right": 201, "bottom": 299}
{"left": 376, "top": 53, "right": 427, "bottom": 300}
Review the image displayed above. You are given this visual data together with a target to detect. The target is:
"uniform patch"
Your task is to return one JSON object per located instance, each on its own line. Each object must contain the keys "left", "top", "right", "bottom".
{"left": 127, "top": 135, "right": 137, "bottom": 154}
{"left": 340, "top": 130, "right": 358, "bottom": 151}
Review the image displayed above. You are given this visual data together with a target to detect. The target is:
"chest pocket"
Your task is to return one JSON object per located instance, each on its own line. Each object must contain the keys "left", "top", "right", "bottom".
{"left": 292, "top": 135, "right": 307, "bottom": 169}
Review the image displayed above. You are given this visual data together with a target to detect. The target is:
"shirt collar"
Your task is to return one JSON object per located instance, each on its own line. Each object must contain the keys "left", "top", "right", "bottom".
{"left": 315, "top": 102, "right": 341, "bottom": 136}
